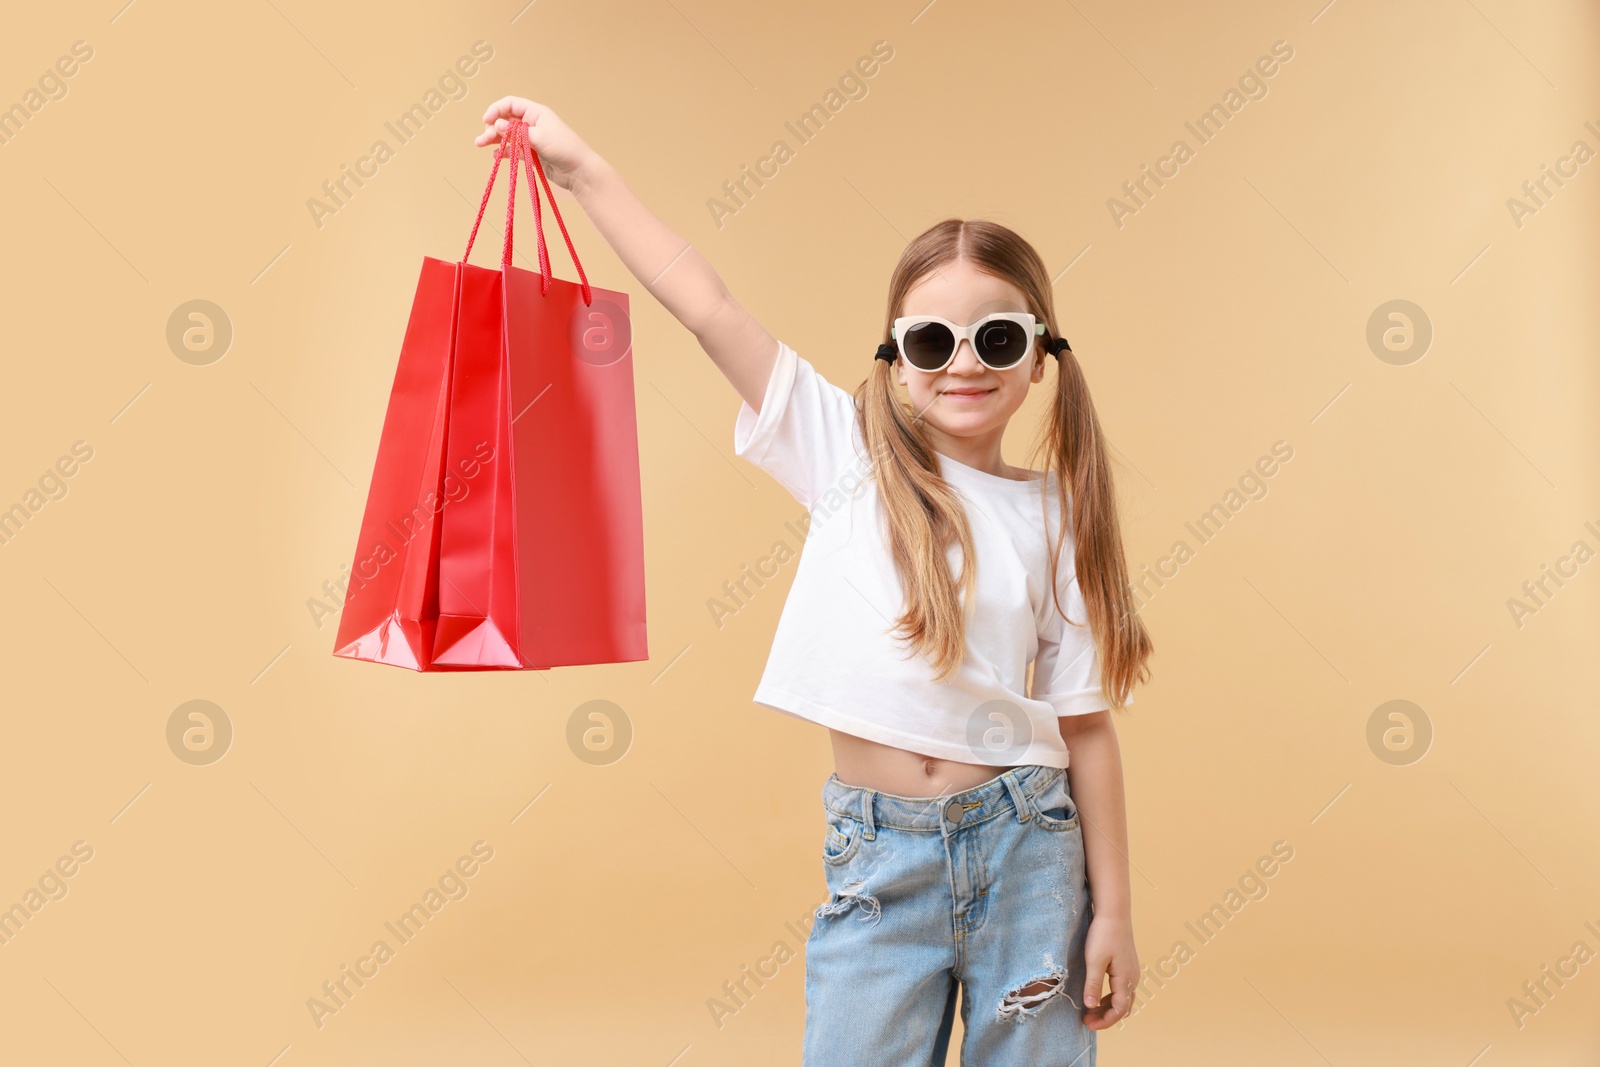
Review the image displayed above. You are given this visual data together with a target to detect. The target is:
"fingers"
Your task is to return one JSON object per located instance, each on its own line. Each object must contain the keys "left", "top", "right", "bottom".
{"left": 476, "top": 97, "right": 515, "bottom": 146}
{"left": 476, "top": 120, "right": 515, "bottom": 148}
{"left": 479, "top": 94, "right": 529, "bottom": 126}
{"left": 479, "top": 96, "right": 537, "bottom": 129}
{"left": 1113, "top": 966, "right": 1139, "bottom": 1017}
{"left": 476, "top": 109, "right": 522, "bottom": 146}
{"left": 1082, "top": 968, "right": 1138, "bottom": 1030}
{"left": 475, "top": 97, "right": 545, "bottom": 148}
{"left": 1109, "top": 971, "right": 1136, "bottom": 1020}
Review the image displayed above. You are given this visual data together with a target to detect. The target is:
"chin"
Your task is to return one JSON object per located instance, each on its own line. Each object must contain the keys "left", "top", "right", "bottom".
{"left": 926, "top": 413, "right": 1000, "bottom": 434}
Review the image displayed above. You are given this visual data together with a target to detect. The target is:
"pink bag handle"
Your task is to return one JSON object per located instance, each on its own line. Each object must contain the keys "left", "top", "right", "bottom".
{"left": 462, "top": 119, "right": 594, "bottom": 306}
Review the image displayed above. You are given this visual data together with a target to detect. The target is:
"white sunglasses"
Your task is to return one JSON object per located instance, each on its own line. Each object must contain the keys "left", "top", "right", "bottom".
{"left": 889, "top": 313, "right": 1048, "bottom": 372}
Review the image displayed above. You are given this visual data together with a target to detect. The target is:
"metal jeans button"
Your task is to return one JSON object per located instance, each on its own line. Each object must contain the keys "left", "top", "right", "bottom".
{"left": 944, "top": 798, "right": 964, "bottom": 824}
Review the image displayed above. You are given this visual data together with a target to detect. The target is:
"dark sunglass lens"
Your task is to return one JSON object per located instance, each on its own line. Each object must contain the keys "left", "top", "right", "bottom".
{"left": 974, "top": 318, "right": 1028, "bottom": 367}
{"left": 903, "top": 321, "right": 955, "bottom": 370}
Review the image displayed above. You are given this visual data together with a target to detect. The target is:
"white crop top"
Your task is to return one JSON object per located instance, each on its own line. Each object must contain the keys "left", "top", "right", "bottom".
{"left": 732, "top": 340, "right": 1127, "bottom": 770}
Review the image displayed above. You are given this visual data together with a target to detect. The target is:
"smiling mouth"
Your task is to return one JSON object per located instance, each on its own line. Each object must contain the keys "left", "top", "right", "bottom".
{"left": 942, "top": 388, "right": 995, "bottom": 398}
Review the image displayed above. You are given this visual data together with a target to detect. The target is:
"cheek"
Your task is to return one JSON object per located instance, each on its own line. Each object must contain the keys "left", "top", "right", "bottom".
{"left": 997, "top": 383, "right": 1030, "bottom": 414}
{"left": 900, "top": 375, "right": 932, "bottom": 406}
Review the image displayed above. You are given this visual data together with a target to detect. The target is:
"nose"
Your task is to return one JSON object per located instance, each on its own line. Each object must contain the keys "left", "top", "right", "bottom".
{"left": 948, "top": 339, "right": 984, "bottom": 375}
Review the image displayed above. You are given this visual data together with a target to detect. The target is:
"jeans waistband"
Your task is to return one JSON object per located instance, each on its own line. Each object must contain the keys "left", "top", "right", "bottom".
{"left": 821, "top": 763, "right": 1062, "bottom": 835}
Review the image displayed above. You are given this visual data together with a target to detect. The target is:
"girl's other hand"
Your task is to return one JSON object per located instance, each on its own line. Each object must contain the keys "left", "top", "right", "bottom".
{"left": 475, "top": 96, "right": 598, "bottom": 193}
{"left": 1081, "top": 913, "right": 1140, "bottom": 1030}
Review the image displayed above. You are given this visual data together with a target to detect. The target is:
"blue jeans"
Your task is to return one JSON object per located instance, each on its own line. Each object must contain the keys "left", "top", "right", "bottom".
{"left": 803, "top": 764, "right": 1095, "bottom": 1067}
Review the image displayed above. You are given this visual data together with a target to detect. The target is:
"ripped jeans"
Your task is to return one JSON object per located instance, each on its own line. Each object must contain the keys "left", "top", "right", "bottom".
{"left": 803, "top": 763, "right": 1095, "bottom": 1067}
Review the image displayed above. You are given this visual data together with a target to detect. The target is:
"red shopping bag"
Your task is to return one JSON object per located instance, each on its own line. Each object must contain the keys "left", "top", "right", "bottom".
{"left": 334, "top": 119, "right": 647, "bottom": 671}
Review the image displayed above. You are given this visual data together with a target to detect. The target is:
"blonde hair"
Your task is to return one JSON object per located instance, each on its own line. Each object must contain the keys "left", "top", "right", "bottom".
{"left": 851, "top": 217, "right": 1151, "bottom": 709}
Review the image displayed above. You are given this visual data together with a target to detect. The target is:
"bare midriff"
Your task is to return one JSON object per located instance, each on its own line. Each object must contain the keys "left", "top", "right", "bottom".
{"left": 828, "top": 729, "right": 1020, "bottom": 799}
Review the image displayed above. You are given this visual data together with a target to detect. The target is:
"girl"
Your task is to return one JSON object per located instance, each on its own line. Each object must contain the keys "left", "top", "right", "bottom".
{"left": 478, "top": 97, "right": 1151, "bottom": 1065}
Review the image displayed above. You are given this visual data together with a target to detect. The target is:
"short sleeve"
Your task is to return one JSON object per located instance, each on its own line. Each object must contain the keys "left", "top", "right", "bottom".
{"left": 1030, "top": 558, "right": 1131, "bottom": 716}
{"left": 733, "top": 340, "right": 863, "bottom": 509}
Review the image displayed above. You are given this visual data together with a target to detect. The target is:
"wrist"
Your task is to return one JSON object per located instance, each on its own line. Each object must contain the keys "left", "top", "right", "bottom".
{"left": 1091, "top": 897, "right": 1133, "bottom": 923}
{"left": 570, "top": 151, "right": 611, "bottom": 202}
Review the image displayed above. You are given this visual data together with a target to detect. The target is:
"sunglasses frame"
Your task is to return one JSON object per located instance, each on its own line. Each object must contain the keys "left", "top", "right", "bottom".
{"left": 890, "top": 312, "right": 1048, "bottom": 373}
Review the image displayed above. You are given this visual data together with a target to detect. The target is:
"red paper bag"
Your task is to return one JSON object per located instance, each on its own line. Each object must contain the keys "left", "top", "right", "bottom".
{"left": 334, "top": 119, "right": 647, "bottom": 671}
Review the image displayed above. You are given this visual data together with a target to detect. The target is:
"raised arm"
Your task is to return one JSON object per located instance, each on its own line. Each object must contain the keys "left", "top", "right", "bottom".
{"left": 478, "top": 96, "right": 778, "bottom": 413}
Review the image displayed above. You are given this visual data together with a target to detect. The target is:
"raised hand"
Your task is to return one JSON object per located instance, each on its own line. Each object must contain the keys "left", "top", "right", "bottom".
{"left": 475, "top": 95, "right": 598, "bottom": 194}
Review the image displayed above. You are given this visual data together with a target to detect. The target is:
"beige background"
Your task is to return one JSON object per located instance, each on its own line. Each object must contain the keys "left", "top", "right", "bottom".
{"left": 1, "top": 0, "right": 1597, "bottom": 1064}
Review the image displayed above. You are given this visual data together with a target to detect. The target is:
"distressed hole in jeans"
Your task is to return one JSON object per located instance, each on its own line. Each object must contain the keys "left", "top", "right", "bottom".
{"left": 998, "top": 966, "right": 1077, "bottom": 1020}
{"left": 814, "top": 877, "right": 882, "bottom": 924}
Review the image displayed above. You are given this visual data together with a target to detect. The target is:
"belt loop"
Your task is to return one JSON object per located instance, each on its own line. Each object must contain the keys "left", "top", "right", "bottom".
{"left": 860, "top": 789, "right": 877, "bottom": 840}
{"left": 1001, "top": 769, "right": 1032, "bottom": 824}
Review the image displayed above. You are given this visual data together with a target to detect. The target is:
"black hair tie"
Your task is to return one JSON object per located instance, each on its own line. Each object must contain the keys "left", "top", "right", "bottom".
{"left": 875, "top": 343, "right": 898, "bottom": 363}
{"left": 1046, "top": 334, "right": 1072, "bottom": 357}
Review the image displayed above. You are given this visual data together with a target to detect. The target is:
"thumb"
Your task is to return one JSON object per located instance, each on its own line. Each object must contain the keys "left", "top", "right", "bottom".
{"left": 1083, "top": 958, "right": 1107, "bottom": 1009}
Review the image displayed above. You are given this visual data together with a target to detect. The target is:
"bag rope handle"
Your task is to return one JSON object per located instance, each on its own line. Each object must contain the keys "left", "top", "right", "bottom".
{"left": 463, "top": 129, "right": 513, "bottom": 265}
{"left": 462, "top": 119, "right": 594, "bottom": 306}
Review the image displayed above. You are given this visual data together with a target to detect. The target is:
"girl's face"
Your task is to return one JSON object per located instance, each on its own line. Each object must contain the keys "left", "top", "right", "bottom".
{"left": 894, "top": 259, "right": 1047, "bottom": 440}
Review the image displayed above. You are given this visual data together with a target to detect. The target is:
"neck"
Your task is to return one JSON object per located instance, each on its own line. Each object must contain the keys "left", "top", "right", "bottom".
{"left": 922, "top": 424, "right": 1011, "bottom": 478}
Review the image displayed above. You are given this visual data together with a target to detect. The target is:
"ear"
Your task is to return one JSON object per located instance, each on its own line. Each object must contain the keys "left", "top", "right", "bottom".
{"left": 1031, "top": 352, "right": 1047, "bottom": 385}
